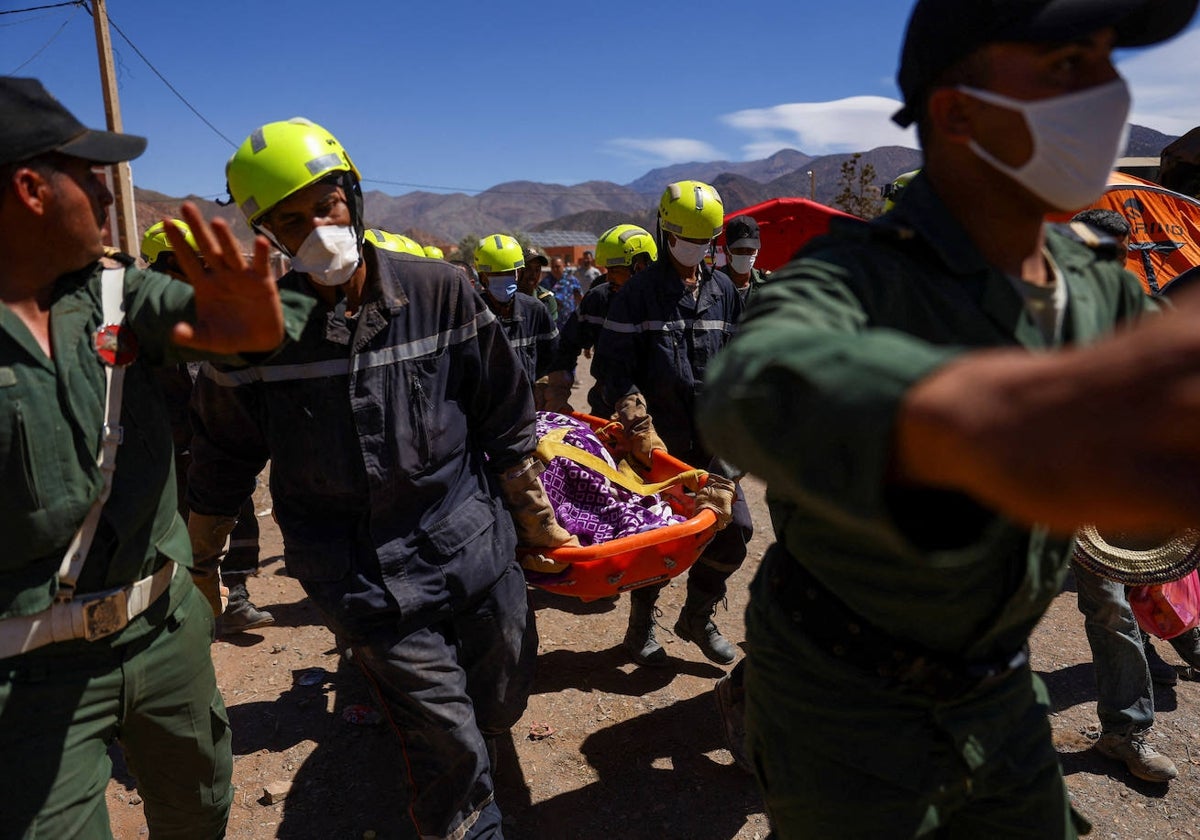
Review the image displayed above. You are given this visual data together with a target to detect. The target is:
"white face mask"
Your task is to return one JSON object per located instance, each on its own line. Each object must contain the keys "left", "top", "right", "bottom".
{"left": 486, "top": 274, "right": 517, "bottom": 303}
{"left": 668, "top": 235, "right": 711, "bottom": 268}
{"left": 289, "top": 225, "right": 361, "bottom": 287}
{"left": 729, "top": 253, "right": 757, "bottom": 275}
{"left": 959, "top": 78, "right": 1131, "bottom": 211}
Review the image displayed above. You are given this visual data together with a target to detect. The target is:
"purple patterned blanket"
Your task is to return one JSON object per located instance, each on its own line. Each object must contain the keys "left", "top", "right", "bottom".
{"left": 536, "top": 412, "right": 685, "bottom": 546}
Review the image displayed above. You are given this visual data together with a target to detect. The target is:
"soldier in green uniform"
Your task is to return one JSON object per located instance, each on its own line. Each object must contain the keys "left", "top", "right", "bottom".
{"left": 0, "top": 77, "right": 301, "bottom": 838}
{"left": 697, "top": 1, "right": 1199, "bottom": 837}
{"left": 722, "top": 214, "right": 769, "bottom": 307}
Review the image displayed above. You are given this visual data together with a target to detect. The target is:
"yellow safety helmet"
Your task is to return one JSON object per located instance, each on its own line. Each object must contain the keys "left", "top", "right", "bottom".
{"left": 596, "top": 224, "right": 657, "bottom": 269}
{"left": 882, "top": 169, "right": 920, "bottom": 213}
{"left": 658, "top": 180, "right": 724, "bottom": 240}
{"left": 474, "top": 234, "right": 525, "bottom": 274}
{"left": 422, "top": 245, "right": 445, "bottom": 260}
{"left": 140, "top": 219, "right": 198, "bottom": 265}
{"left": 392, "top": 233, "right": 427, "bottom": 257}
{"left": 364, "top": 229, "right": 427, "bottom": 257}
{"left": 225, "top": 117, "right": 361, "bottom": 226}
{"left": 364, "top": 228, "right": 402, "bottom": 252}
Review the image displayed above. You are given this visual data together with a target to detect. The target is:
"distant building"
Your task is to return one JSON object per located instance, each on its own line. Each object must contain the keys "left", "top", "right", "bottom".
{"left": 528, "top": 230, "right": 600, "bottom": 267}
{"left": 1116, "top": 156, "right": 1161, "bottom": 183}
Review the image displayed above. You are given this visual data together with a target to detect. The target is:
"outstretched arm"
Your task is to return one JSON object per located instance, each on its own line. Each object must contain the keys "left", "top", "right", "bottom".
{"left": 164, "top": 202, "right": 284, "bottom": 354}
{"left": 894, "top": 297, "right": 1200, "bottom": 534}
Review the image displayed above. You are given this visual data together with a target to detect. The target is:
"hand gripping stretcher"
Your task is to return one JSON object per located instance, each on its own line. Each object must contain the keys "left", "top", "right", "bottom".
{"left": 518, "top": 413, "right": 718, "bottom": 601}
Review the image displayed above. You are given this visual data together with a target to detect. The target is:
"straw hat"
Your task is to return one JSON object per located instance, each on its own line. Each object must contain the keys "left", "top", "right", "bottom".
{"left": 1073, "top": 525, "right": 1200, "bottom": 585}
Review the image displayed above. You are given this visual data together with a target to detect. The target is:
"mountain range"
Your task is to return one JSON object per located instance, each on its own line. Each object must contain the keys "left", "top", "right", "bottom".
{"left": 132, "top": 125, "right": 1179, "bottom": 252}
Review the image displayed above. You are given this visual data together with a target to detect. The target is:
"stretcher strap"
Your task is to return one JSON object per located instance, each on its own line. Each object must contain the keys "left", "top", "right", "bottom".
{"left": 535, "top": 428, "right": 705, "bottom": 497}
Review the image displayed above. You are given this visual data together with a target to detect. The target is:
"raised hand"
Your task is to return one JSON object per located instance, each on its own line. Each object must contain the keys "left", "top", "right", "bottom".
{"left": 164, "top": 201, "right": 284, "bottom": 354}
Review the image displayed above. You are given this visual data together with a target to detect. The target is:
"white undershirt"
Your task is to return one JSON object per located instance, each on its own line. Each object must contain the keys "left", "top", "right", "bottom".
{"left": 1006, "top": 249, "right": 1068, "bottom": 345}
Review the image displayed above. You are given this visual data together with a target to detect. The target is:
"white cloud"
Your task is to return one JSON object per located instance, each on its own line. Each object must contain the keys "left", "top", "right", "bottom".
{"left": 605, "top": 137, "right": 724, "bottom": 164}
{"left": 721, "top": 96, "right": 917, "bottom": 158}
{"left": 1120, "top": 29, "right": 1200, "bottom": 136}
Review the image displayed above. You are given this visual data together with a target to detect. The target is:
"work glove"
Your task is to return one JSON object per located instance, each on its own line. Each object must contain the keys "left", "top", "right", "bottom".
{"left": 611, "top": 392, "right": 667, "bottom": 472}
{"left": 538, "top": 369, "right": 575, "bottom": 414}
{"left": 694, "top": 474, "right": 736, "bottom": 531}
{"left": 497, "top": 456, "right": 581, "bottom": 571}
{"left": 187, "top": 512, "right": 236, "bottom": 616}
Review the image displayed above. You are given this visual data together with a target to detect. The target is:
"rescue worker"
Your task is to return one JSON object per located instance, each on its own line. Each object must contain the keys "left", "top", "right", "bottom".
{"left": 698, "top": 0, "right": 1199, "bottom": 835}
{"left": 711, "top": 211, "right": 769, "bottom": 768}
{"left": 881, "top": 167, "right": 921, "bottom": 213}
{"left": 141, "top": 220, "right": 275, "bottom": 635}
{"left": 518, "top": 246, "right": 558, "bottom": 323}
{"left": 187, "top": 117, "right": 576, "bottom": 840}
{"left": 721, "top": 215, "right": 768, "bottom": 306}
{"left": 544, "top": 223, "right": 657, "bottom": 415}
{"left": 394, "top": 232, "right": 428, "bottom": 257}
{"left": 0, "top": 76, "right": 296, "bottom": 838}
{"left": 593, "top": 181, "right": 744, "bottom": 667}
{"left": 363, "top": 228, "right": 426, "bottom": 257}
{"left": 475, "top": 234, "right": 560, "bottom": 398}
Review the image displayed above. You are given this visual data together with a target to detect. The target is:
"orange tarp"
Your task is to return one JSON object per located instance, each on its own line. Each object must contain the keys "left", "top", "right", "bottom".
{"left": 1089, "top": 172, "right": 1200, "bottom": 295}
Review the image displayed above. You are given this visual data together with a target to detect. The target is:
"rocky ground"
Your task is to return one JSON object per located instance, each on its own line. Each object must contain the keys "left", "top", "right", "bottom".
{"left": 106, "top": 359, "right": 1200, "bottom": 839}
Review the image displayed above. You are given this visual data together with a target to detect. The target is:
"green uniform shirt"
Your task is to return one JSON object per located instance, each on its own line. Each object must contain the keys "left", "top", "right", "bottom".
{"left": 534, "top": 285, "right": 558, "bottom": 324}
{"left": 0, "top": 259, "right": 311, "bottom": 624}
{"left": 734, "top": 266, "right": 769, "bottom": 310}
{"left": 698, "top": 173, "right": 1152, "bottom": 782}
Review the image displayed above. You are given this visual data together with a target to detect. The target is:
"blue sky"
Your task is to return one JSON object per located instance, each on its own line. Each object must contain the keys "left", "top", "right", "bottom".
{"left": 4, "top": 0, "right": 1199, "bottom": 199}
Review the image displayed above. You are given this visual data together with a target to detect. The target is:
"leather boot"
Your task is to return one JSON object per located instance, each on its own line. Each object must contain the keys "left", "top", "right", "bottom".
{"left": 675, "top": 590, "right": 736, "bottom": 665}
{"left": 624, "top": 586, "right": 666, "bottom": 666}
{"left": 1096, "top": 728, "right": 1178, "bottom": 782}
{"left": 218, "top": 579, "right": 275, "bottom": 635}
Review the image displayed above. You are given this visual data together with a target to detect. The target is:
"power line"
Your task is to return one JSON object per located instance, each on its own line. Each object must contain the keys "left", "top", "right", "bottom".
{"left": 83, "top": 0, "right": 238, "bottom": 148}
{"left": 7, "top": 2, "right": 639, "bottom": 200}
{"left": 362, "top": 176, "right": 643, "bottom": 197}
{"left": 7, "top": 3, "right": 79, "bottom": 73}
{"left": 0, "top": 1, "right": 82, "bottom": 15}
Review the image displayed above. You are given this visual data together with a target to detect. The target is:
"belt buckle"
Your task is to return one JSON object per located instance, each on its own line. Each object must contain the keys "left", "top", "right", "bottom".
{"left": 895, "top": 655, "right": 968, "bottom": 701}
{"left": 81, "top": 589, "right": 128, "bottom": 641}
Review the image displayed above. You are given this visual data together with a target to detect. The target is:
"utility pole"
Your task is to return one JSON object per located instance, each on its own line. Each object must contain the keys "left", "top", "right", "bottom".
{"left": 91, "top": 0, "right": 138, "bottom": 255}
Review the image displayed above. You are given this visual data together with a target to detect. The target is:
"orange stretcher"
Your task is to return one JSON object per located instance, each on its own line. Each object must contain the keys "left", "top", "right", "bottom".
{"left": 519, "top": 413, "right": 718, "bottom": 601}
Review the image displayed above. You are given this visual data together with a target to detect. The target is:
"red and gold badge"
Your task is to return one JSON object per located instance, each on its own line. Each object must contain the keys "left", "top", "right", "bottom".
{"left": 94, "top": 324, "right": 139, "bottom": 367}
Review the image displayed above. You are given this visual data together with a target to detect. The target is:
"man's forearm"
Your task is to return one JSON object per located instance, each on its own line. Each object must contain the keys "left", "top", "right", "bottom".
{"left": 893, "top": 315, "right": 1200, "bottom": 535}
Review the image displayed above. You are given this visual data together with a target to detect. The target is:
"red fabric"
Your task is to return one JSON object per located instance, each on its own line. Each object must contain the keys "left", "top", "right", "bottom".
{"left": 717, "top": 198, "right": 857, "bottom": 273}
{"left": 1130, "top": 571, "right": 1200, "bottom": 639}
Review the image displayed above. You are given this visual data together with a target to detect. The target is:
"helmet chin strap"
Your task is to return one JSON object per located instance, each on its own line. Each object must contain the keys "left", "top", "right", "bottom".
{"left": 339, "top": 169, "right": 366, "bottom": 271}
{"left": 252, "top": 222, "right": 290, "bottom": 257}
{"left": 339, "top": 169, "right": 366, "bottom": 246}
{"left": 252, "top": 170, "right": 367, "bottom": 265}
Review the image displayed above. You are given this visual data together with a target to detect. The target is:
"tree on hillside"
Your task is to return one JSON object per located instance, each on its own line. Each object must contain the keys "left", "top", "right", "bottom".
{"left": 833, "top": 153, "right": 884, "bottom": 219}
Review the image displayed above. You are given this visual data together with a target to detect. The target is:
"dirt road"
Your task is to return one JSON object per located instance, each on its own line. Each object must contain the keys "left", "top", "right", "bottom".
{"left": 106, "top": 357, "right": 1200, "bottom": 839}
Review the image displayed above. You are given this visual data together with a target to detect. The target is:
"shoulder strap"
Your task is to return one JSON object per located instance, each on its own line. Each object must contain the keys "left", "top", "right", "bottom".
{"left": 56, "top": 265, "right": 129, "bottom": 601}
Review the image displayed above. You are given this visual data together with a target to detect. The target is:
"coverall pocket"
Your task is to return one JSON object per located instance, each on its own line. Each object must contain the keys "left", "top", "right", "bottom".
{"left": 283, "top": 541, "right": 354, "bottom": 583}
{"left": 5, "top": 401, "right": 42, "bottom": 509}
{"left": 390, "top": 352, "right": 467, "bottom": 477}
{"left": 424, "top": 493, "right": 496, "bottom": 564}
